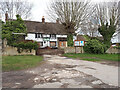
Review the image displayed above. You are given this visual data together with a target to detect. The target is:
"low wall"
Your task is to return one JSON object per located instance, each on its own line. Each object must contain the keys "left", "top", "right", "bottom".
{"left": 106, "top": 47, "right": 120, "bottom": 54}
{"left": 64, "top": 47, "right": 84, "bottom": 53}
{"left": 36, "top": 48, "right": 64, "bottom": 55}
{"left": 2, "top": 46, "right": 36, "bottom": 56}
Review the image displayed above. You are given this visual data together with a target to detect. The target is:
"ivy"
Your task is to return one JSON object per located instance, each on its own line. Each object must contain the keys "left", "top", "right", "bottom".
{"left": 67, "top": 34, "right": 73, "bottom": 46}
{"left": 98, "top": 18, "right": 116, "bottom": 47}
{"left": 2, "top": 14, "right": 27, "bottom": 46}
{"left": 1, "top": 14, "right": 39, "bottom": 53}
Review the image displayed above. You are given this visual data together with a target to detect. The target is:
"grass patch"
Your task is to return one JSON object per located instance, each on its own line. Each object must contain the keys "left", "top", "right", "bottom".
{"left": 82, "top": 58, "right": 100, "bottom": 61}
{"left": 2, "top": 55, "right": 43, "bottom": 72}
{"left": 63, "top": 53, "right": 119, "bottom": 61}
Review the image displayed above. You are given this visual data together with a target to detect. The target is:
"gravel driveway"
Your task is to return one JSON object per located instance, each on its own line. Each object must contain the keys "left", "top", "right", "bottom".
{"left": 2, "top": 55, "right": 119, "bottom": 88}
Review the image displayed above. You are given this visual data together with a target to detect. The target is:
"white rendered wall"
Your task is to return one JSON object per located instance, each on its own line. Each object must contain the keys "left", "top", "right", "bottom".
{"left": 25, "top": 33, "right": 43, "bottom": 42}
{"left": 43, "top": 34, "right": 50, "bottom": 37}
{"left": 25, "top": 33, "right": 35, "bottom": 40}
{"left": 25, "top": 33, "right": 67, "bottom": 42}
{"left": 56, "top": 35, "right": 67, "bottom": 38}
{"left": 50, "top": 38, "right": 57, "bottom": 41}
{"left": 25, "top": 33, "right": 67, "bottom": 47}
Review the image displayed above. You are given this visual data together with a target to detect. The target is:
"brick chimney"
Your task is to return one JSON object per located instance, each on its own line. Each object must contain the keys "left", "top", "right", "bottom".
{"left": 5, "top": 11, "right": 8, "bottom": 22}
{"left": 56, "top": 18, "right": 59, "bottom": 23}
{"left": 42, "top": 16, "right": 45, "bottom": 23}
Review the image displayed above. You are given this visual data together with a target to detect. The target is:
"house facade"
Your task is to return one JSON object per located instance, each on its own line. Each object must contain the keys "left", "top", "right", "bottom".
{"left": 24, "top": 17, "right": 68, "bottom": 48}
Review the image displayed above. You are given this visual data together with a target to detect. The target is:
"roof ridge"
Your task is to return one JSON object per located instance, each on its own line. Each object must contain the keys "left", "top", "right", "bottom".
{"left": 8, "top": 19, "right": 58, "bottom": 24}
{"left": 24, "top": 20, "right": 61, "bottom": 24}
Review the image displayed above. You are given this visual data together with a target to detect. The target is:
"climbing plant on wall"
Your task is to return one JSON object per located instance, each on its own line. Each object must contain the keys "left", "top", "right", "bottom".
{"left": 98, "top": 18, "right": 116, "bottom": 48}
{"left": 67, "top": 34, "right": 74, "bottom": 47}
{"left": 2, "top": 14, "right": 27, "bottom": 45}
{"left": 2, "top": 15, "right": 38, "bottom": 53}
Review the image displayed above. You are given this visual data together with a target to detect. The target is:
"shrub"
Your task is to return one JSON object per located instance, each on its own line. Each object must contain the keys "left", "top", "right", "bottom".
{"left": 12, "top": 41, "right": 39, "bottom": 53}
{"left": 113, "top": 46, "right": 120, "bottom": 49}
{"left": 84, "top": 39, "right": 106, "bottom": 54}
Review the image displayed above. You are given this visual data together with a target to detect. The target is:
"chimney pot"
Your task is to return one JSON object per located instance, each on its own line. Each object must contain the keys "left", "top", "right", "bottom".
{"left": 42, "top": 16, "right": 45, "bottom": 23}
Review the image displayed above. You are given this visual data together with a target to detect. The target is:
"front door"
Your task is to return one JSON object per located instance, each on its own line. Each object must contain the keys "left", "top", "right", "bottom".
{"left": 59, "top": 41, "right": 66, "bottom": 48}
{"left": 58, "top": 38, "right": 67, "bottom": 48}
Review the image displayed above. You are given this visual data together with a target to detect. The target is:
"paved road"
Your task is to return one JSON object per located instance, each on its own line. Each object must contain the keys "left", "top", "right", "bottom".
{"left": 47, "top": 55, "right": 119, "bottom": 86}
{"left": 2, "top": 55, "right": 119, "bottom": 88}
{"left": 33, "top": 55, "right": 119, "bottom": 88}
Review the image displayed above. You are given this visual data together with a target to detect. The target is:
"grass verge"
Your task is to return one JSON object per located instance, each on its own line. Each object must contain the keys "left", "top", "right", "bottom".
{"left": 2, "top": 55, "right": 43, "bottom": 72}
{"left": 63, "top": 53, "right": 119, "bottom": 61}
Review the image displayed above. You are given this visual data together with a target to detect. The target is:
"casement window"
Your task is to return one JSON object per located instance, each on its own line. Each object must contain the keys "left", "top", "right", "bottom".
{"left": 50, "top": 34, "right": 56, "bottom": 39}
{"left": 35, "top": 33, "right": 42, "bottom": 38}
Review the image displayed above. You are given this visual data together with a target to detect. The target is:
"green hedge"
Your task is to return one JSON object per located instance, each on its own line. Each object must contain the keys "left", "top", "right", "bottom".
{"left": 12, "top": 41, "right": 38, "bottom": 53}
{"left": 84, "top": 39, "right": 106, "bottom": 54}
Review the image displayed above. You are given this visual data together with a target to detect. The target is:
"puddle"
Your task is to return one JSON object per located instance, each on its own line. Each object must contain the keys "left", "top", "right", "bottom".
{"left": 54, "top": 64, "right": 77, "bottom": 69}
{"left": 85, "top": 67, "right": 96, "bottom": 70}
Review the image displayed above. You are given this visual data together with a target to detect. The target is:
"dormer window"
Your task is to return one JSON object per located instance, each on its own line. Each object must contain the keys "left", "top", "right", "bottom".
{"left": 35, "top": 33, "right": 43, "bottom": 38}
{"left": 50, "top": 34, "right": 56, "bottom": 39}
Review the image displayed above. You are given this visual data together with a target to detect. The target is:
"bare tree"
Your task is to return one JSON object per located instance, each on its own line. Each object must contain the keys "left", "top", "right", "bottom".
{"left": 76, "top": 6, "right": 99, "bottom": 37}
{"left": 82, "top": 1, "right": 120, "bottom": 38}
{"left": 89, "top": 1, "right": 120, "bottom": 46}
{"left": 87, "top": 21, "right": 98, "bottom": 37}
{"left": 47, "top": 0, "right": 93, "bottom": 33}
{"left": 0, "top": 0, "right": 33, "bottom": 20}
{"left": 93, "top": 1, "right": 120, "bottom": 29}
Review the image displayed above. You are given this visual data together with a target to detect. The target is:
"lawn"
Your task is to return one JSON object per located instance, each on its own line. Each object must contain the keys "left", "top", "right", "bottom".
{"left": 2, "top": 55, "right": 43, "bottom": 72}
{"left": 63, "top": 53, "right": 119, "bottom": 61}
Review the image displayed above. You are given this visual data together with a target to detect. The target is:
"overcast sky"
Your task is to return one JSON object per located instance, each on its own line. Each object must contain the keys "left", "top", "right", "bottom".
{"left": 29, "top": 0, "right": 50, "bottom": 22}
{"left": 1, "top": 0, "right": 119, "bottom": 22}
{"left": 28, "top": 0, "right": 120, "bottom": 22}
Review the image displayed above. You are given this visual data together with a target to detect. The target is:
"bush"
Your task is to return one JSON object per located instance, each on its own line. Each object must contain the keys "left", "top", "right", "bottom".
{"left": 84, "top": 39, "right": 106, "bottom": 54}
{"left": 12, "top": 41, "right": 39, "bottom": 53}
{"left": 113, "top": 46, "right": 120, "bottom": 49}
